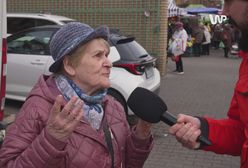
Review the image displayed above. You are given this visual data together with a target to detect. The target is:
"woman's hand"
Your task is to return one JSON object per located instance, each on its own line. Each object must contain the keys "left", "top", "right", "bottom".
{"left": 169, "top": 114, "right": 201, "bottom": 149}
{"left": 46, "top": 95, "right": 84, "bottom": 142}
{"left": 135, "top": 119, "right": 152, "bottom": 139}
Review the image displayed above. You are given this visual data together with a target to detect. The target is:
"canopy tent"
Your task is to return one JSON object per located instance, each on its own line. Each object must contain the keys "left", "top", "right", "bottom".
{"left": 187, "top": 8, "right": 219, "bottom": 14}
{"left": 186, "top": 4, "right": 219, "bottom": 15}
{"left": 167, "top": 0, "right": 185, "bottom": 17}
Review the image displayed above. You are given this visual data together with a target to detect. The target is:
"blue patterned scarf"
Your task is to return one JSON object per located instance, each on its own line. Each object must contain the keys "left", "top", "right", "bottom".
{"left": 55, "top": 75, "right": 107, "bottom": 130}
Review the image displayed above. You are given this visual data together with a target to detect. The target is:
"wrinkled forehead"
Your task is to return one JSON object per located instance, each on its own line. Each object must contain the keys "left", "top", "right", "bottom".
{"left": 100, "top": 38, "right": 110, "bottom": 49}
{"left": 97, "top": 38, "right": 110, "bottom": 53}
{"left": 83, "top": 38, "right": 110, "bottom": 53}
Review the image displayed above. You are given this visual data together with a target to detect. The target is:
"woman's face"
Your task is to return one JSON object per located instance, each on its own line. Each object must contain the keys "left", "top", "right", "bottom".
{"left": 64, "top": 38, "right": 112, "bottom": 95}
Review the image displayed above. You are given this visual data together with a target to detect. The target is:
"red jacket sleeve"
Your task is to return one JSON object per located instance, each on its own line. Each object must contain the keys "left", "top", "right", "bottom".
{"left": 202, "top": 59, "right": 248, "bottom": 155}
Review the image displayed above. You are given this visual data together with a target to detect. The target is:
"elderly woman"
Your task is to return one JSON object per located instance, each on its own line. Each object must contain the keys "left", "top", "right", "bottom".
{"left": 0, "top": 22, "right": 153, "bottom": 168}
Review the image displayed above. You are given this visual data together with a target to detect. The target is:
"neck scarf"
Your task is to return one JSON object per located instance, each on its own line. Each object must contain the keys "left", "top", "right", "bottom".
{"left": 55, "top": 75, "right": 107, "bottom": 130}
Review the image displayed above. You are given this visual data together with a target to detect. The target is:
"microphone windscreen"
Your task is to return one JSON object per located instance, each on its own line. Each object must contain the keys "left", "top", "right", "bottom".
{"left": 127, "top": 87, "right": 167, "bottom": 123}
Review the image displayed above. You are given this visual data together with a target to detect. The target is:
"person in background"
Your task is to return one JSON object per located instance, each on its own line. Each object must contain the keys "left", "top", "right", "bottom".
{"left": 192, "top": 24, "right": 204, "bottom": 57}
{"left": 221, "top": 24, "right": 232, "bottom": 58}
{"left": 184, "top": 22, "right": 193, "bottom": 57}
{"left": 184, "top": 22, "right": 193, "bottom": 37}
{"left": 171, "top": 21, "right": 188, "bottom": 74}
{"left": 169, "top": 0, "right": 248, "bottom": 167}
{"left": 202, "top": 23, "right": 211, "bottom": 55}
{"left": 167, "top": 22, "right": 174, "bottom": 47}
{"left": 0, "top": 22, "right": 153, "bottom": 168}
{"left": 167, "top": 21, "right": 174, "bottom": 58}
{"left": 212, "top": 24, "right": 222, "bottom": 50}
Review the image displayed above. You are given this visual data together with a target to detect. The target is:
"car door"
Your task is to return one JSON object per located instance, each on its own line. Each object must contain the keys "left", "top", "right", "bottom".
{"left": 6, "top": 29, "right": 55, "bottom": 101}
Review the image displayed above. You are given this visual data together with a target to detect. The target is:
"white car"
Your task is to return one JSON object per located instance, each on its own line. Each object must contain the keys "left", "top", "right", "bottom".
{"left": 6, "top": 14, "right": 161, "bottom": 118}
{"left": 7, "top": 13, "right": 75, "bottom": 35}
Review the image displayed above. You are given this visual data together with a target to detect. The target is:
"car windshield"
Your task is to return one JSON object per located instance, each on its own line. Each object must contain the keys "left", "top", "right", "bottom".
{"left": 115, "top": 40, "right": 148, "bottom": 61}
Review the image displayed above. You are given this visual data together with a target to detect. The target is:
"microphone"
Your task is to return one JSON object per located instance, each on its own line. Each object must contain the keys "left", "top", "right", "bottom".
{"left": 127, "top": 87, "right": 212, "bottom": 146}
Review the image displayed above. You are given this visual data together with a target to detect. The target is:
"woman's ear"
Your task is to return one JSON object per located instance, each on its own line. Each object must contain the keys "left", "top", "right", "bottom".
{"left": 63, "top": 57, "right": 76, "bottom": 76}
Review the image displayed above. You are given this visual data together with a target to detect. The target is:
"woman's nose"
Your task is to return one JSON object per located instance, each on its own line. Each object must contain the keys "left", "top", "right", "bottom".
{"left": 105, "top": 57, "right": 112, "bottom": 68}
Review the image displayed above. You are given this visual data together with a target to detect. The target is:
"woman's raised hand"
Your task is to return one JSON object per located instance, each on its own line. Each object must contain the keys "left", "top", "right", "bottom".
{"left": 46, "top": 95, "right": 84, "bottom": 142}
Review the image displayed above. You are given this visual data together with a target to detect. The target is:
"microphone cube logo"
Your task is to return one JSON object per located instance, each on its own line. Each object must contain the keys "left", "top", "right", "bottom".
{"left": 209, "top": 14, "right": 227, "bottom": 24}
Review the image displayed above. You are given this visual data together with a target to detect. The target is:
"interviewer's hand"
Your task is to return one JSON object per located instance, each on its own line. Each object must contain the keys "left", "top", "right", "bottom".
{"left": 46, "top": 95, "right": 84, "bottom": 142}
{"left": 135, "top": 119, "right": 152, "bottom": 139}
{"left": 169, "top": 114, "right": 201, "bottom": 149}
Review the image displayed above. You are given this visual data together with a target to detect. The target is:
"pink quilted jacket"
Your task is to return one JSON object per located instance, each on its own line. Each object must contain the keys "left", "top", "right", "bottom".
{"left": 0, "top": 75, "right": 153, "bottom": 168}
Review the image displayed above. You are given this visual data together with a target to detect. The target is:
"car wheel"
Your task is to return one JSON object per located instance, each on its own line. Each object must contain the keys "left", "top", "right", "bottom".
{"left": 107, "top": 89, "right": 138, "bottom": 126}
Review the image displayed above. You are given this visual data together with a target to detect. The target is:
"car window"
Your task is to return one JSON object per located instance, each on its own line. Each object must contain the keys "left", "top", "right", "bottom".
{"left": 7, "top": 30, "right": 54, "bottom": 55}
{"left": 35, "top": 19, "right": 57, "bottom": 27}
{"left": 7, "top": 17, "right": 57, "bottom": 34}
{"left": 115, "top": 40, "right": 148, "bottom": 60}
{"left": 7, "top": 18, "right": 35, "bottom": 34}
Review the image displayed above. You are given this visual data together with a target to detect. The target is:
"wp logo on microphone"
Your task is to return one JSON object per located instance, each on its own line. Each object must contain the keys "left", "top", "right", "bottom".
{"left": 209, "top": 14, "right": 227, "bottom": 24}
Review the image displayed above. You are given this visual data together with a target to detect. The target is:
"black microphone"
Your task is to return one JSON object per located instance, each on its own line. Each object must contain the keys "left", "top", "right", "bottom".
{"left": 127, "top": 87, "right": 212, "bottom": 146}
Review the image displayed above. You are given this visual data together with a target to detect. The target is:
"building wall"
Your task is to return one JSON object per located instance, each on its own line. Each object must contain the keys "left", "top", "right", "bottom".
{"left": 7, "top": 0, "right": 168, "bottom": 76}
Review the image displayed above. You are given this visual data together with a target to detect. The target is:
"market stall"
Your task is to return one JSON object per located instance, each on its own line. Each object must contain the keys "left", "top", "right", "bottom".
{"left": 168, "top": 0, "right": 185, "bottom": 17}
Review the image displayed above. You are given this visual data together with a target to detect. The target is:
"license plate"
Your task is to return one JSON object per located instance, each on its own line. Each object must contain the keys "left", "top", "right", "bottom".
{"left": 145, "top": 66, "right": 154, "bottom": 79}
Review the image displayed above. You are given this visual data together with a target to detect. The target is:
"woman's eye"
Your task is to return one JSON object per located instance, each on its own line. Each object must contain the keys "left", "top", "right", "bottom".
{"left": 95, "top": 50, "right": 109, "bottom": 58}
{"left": 95, "top": 52, "right": 102, "bottom": 57}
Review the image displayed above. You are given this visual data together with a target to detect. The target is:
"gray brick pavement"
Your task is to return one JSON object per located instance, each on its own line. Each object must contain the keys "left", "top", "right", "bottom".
{"left": 144, "top": 49, "right": 241, "bottom": 168}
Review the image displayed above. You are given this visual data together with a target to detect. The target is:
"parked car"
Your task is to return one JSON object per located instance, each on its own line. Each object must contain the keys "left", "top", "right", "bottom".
{"left": 7, "top": 13, "right": 75, "bottom": 35}
{"left": 6, "top": 25, "right": 161, "bottom": 117}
